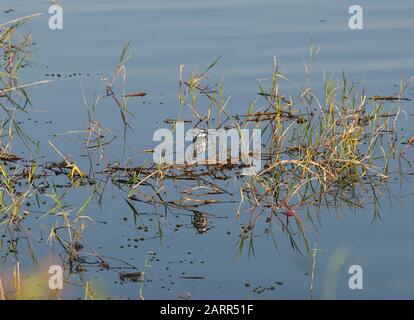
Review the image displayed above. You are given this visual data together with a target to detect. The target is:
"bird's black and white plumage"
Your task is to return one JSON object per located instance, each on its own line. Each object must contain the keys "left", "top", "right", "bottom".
{"left": 193, "top": 128, "right": 207, "bottom": 159}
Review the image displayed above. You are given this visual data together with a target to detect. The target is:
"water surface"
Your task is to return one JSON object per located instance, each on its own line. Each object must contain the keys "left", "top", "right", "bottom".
{"left": 1, "top": 0, "right": 414, "bottom": 299}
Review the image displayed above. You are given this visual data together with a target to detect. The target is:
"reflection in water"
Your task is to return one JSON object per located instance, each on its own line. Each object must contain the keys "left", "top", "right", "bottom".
{"left": 192, "top": 211, "right": 209, "bottom": 234}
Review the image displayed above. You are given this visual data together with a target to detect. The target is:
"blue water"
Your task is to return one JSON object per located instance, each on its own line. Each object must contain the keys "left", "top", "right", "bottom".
{"left": 1, "top": 0, "right": 414, "bottom": 299}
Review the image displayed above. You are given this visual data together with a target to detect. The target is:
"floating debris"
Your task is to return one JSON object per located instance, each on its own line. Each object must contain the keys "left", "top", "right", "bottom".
{"left": 179, "top": 276, "right": 206, "bottom": 280}
{"left": 0, "top": 152, "right": 23, "bottom": 162}
{"left": 369, "top": 95, "right": 411, "bottom": 102}
{"left": 119, "top": 271, "right": 142, "bottom": 282}
{"left": 123, "top": 91, "right": 146, "bottom": 98}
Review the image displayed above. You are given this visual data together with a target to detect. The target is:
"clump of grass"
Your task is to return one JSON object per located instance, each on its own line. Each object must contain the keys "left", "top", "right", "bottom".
{"left": 119, "top": 53, "right": 412, "bottom": 255}
{"left": 1, "top": 13, "right": 51, "bottom": 148}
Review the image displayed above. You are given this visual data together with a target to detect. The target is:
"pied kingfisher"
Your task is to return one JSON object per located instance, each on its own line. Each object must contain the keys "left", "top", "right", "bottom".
{"left": 193, "top": 128, "right": 207, "bottom": 159}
